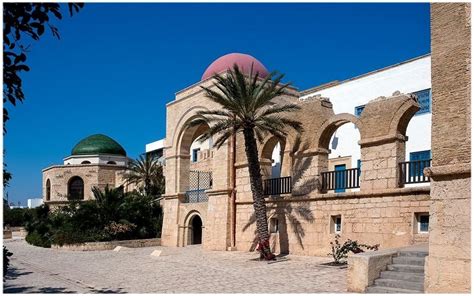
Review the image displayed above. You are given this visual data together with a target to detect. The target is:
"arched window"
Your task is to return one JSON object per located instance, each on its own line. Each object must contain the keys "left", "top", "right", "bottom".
{"left": 46, "top": 179, "right": 51, "bottom": 201}
{"left": 81, "top": 161, "right": 91, "bottom": 164}
{"left": 107, "top": 161, "right": 116, "bottom": 165}
{"left": 68, "top": 176, "right": 84, "bottom": 200}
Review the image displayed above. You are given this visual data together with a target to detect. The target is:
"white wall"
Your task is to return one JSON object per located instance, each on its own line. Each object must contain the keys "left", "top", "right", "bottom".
{"left": 145, "top": 139, "right": 165, "bottom": 153}
{"left": 27, "top": 198, "right": 43, "bottom": 208}
{"left": 63, "top": 154, "right": 129, "bottom": 166}
{"left": 189, "top": 137, "right": 212, "bottom": 161}
{"left": 300, "top": 55, "right": 431, "bottom": 169}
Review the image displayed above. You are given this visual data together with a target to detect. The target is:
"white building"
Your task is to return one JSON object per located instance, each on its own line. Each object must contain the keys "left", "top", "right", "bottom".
{"left": 300, "top": 54, "right": 431, "bottom": 184}
{"left": 27, "top": 198, "right": 44, "bottom": 208}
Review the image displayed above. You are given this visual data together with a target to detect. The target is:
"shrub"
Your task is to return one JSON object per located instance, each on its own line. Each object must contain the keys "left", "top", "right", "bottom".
{"left": 24, "top": 187, "right": 163, "bottom": 248}
{"left": 3, "top": 207, "right": 34, "bottom": 227}
{"left": 26, "top": 231, "right": 51, "bottom": 248}
{"left": 328, "top": 234, "right": 379, "bottom": 265}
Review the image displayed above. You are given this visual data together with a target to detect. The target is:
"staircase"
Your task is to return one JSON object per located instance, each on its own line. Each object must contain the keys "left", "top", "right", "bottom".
{"left": 366, "top": 249, "right": 428, "bottom": 293}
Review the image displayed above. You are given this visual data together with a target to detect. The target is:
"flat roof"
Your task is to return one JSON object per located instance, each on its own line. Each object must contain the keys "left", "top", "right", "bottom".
{"left": 300, "top": 53, "right": 431, "bottom": 96}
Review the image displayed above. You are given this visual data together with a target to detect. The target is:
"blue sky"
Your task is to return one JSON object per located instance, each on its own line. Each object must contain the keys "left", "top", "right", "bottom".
{"left": 4, "top": 3, "right": 430, "bottom": 205}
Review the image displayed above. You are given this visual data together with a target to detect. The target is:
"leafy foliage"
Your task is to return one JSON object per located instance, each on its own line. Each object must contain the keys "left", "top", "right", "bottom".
{"left": 189, "top": 64, "right": 303, "bottom": 260}
{"left": 328, "top": 234, "right": 379, "bottom": 264}
{"left": 3, "top": 3, "right": 84, "bottom": 133}
{"left": 24, "top": 187, "right": 163, "bottom": 247}
{"left": 3, "top": 246, "right": 13, "bottom": 278}
{"left": 123, "top": 153, "right": 165, "bottom": 197}
{"left": 3, "top": 207, "right": 34, "bottom": 227}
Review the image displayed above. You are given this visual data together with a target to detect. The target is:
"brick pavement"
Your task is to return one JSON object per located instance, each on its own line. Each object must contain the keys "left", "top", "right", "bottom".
{"left": 4, "top": 238, "right": 347, "bottom": 293}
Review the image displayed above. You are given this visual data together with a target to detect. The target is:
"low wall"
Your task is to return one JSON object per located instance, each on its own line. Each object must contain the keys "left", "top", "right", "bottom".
{"left": 235, "top": 187, "right": 430, "bottom": 256}
{"left": 51, "top": 238, "right": 161, "bottom": 251}
{"left": 3, "top": 230, "right": 13, "bottom": 239}
{"left": 347, "top": 248, "right": 398, "bottom": 292}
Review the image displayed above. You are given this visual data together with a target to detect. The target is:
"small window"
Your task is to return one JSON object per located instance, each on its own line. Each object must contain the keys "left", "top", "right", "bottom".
{"left": 107, "top": 161, "right": 116, "bottom": 165}
{"left": 46, "top": 179, "right": 51, "bottom": 201}
{"left": 269, "top": 218, "right": 279, "bottom": 233}
{"left": 412, "top": 88, "right": 431, "bottom": 115}
{"left": 354, "top": 105, "right": 365, "bottom": 117}
{"left": 331, "top": 215, "right": 342, "bottom": 234}
{"left": 81, "top": 161, "right": 91, "bottom": 164}
{"left": 192, "top": 148, "right": 200, "bottom": 163}
{"left": 416, "top": 213, "right": 429, "bottom": 233}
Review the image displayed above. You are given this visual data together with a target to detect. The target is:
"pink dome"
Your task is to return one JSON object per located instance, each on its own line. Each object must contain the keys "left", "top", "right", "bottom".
{"left": 201, "top": 53, "right": 269, "bottom": 81}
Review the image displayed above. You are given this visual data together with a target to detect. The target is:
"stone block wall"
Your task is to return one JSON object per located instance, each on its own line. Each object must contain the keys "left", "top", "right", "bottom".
{"left": 426, "top": 3, "right": 471, "bottom": 292}
{"left": 235, "top": 188, "right": 430, "bottom": 256}
{"left": 42, "top": 164, "right": 127, "bottom": 203}
{"left": 360, "top": 140, "right": 405, "bottom": 191}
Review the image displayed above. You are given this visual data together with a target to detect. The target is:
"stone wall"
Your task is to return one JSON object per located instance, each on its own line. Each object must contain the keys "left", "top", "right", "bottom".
{"left": 42, "top": 164, "right": 127, "bottom": 204}
{"left": 235, "top": 188, "right": 430, "bottom": 256}
{"left": 425, "top": 3, "right": 471, "bottom": 293}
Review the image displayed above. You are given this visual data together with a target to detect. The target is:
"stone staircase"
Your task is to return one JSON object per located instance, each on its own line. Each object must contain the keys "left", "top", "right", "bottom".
{"left": 366, "top": 250, "right": 428, "bottom": 293}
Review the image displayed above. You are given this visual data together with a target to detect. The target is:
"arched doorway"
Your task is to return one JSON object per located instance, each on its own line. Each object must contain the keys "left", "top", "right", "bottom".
{"left": 190, "top": 215, "right": 203, "bottom": 245}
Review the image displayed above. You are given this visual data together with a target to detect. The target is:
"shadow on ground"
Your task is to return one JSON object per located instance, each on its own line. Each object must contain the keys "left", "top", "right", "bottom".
{"left": 3, "top": 265, "right": 125, "bottom": 294}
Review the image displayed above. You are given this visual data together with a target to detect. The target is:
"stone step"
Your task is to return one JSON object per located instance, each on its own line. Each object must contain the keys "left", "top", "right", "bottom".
{"left": 398, "top": 251, "right": 428, "bottom": 257}
{"left": 387, "top": 264, "right": 424, "bottom": 273}
{"left": 392, "top": 256, "right": 426, "bottom": 266}
{"left": 374, "top": 278, "right": 424, "bottom": 291}
{"left": 366, "top": 286, "right": 423, "bottom": 293}
{"left": 380, "top": 270, "right": 425, "bottom": 283}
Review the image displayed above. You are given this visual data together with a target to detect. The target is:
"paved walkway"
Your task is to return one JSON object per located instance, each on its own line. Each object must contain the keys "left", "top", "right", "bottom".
{"left": 4, "top": 238, "right": 347, "bottom": 293}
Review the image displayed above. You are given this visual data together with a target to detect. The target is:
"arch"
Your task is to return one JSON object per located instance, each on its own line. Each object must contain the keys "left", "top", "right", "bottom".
{"left": 81, "top": 160, "right": 91, "bottom": 164}
{"left": 190, "top": 215, "right": 203, "bottom": 244}
{"left": 68, "top": 176, "right": 84, "bottom": 200}
{"left": 173, "top": 112, "right": 212, "bottom": 193}
{"left": 172, "top": 106, "right": 212, "bottom": 155}
{"left": 388, "top": 96, "right": 420, "bottom": 137}
{"left": 316, "top": 113, "right": 362, "bottom": 149}
{"left": 184, "top": 211, "right": 204, "bottom": 245}
{"left": 45, "top": 179, "right": 51, "bottom": 201}
{"left": 260, "top": 136, "right": 287, "bottom": 179}
{"left": 107, "top": 161, "right": 116, "bottom": 165}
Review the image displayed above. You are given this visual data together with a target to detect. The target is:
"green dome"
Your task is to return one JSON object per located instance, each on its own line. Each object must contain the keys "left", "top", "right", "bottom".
{"left": 71, "top": 134, "right": 126, "bottom": 156}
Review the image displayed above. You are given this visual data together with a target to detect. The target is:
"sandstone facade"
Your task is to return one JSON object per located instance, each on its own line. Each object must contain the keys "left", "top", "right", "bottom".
{"left": 424, "top": 3, "right": 471, "bottom": 293}
{"left": 161, "top": 68, "right": 433, "bottom": 256}
{"left": 42, "top": 164, "right": 128, "bottom": 204}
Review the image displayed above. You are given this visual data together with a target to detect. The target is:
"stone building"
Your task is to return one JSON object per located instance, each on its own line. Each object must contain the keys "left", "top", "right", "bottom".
{"left": 42, "top": 134, "right": 130, "bottom": 205}
{"left": 424, "top": 3, "right": 471, "bottom": 293}
{"left": 160, "top": 52, "right": 432, "bottom": 256}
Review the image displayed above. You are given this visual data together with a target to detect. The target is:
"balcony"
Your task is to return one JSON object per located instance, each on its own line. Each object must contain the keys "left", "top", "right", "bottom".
{"left": 321, "top": 168, "right": 360, "bottom": 192}
{"left": 263, "top": 176, "right": 292, "bottom": 196}
{"left": 399, "top": 159, "right": 431, "bottom": 186}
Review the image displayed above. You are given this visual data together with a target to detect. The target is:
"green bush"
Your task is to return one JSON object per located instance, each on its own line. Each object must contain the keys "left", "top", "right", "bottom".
{"left": 26, "top": 231, "right": 51, "bottom": 248}
{"left": 3, "top": 207, "right": 34, "bottom": 227}
{"left": 24, "top": 187, "right": 163, "bottom": 248}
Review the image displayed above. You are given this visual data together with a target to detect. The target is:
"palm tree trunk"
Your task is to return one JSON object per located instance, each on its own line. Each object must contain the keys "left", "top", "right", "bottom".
{"left": 242, "top": 127, "right": 275, "bottom": 260}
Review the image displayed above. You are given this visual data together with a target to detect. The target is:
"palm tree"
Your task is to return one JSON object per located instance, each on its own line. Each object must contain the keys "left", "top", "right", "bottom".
{"left": 124, "top": 153, "right": 165, "bottom": 197}
{"left": 91, "top": 185, "right": 124, "bottom": 224}
{"left": 189, "top": 64, "right": 303, "bottom": 260}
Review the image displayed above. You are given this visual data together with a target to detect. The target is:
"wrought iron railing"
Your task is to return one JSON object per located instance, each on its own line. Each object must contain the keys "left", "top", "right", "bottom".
{"left": 184, "top": 170, "right": 212, "bottom": 203}
{"left": 321, "top": 168, "right": 360, "bottom": 192}
{"left": 263, "top": 176, "right": 292, "bottom": 196}
{"left": 399, "top": 159, "right": 431, "bottom": 185}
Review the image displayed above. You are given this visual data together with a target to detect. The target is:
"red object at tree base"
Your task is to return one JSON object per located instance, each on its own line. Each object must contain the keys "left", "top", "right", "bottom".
{"left": 256, "top": 239, "right": 276, "bottom": 260}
